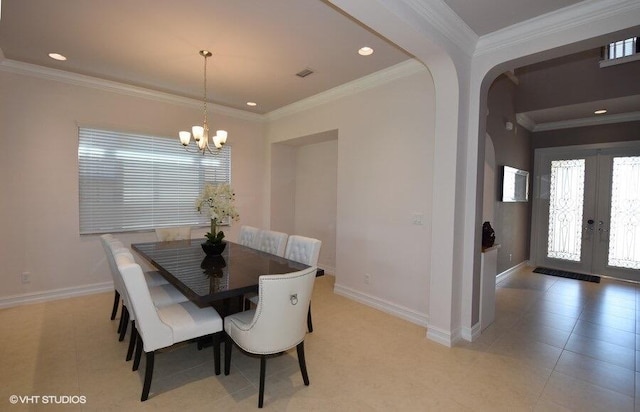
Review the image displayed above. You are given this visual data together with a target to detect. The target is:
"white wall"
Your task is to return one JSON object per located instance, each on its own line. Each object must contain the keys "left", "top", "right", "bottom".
{"left": 0, "top": 70, "right": 266, "bottom": 302}
{"left": 267, "top": 66, "right": 435, "bottom": 323}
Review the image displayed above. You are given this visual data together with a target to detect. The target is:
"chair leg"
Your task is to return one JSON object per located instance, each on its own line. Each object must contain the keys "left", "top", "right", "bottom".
{"left": 296, "top": 341, "right": 310, "bottom": 386}
{"left": 126, "top": 320, "right": 137, "bottom": 361}
{"left": 110, "top": 290, "right": 120, "bottom": 320}
{"left": 224, "top": 334, "right": 232, "bottom": 375}
{"left": 118, "top": 306, "right": 129, "bottom": 342}
{"left": 133, "top": 334, "right": 143, "bottom": 371}
{"left": 141, "top": 351, "right": 155, "bottom": 402}
{"left": 117, "top": 304, "right": 125, "bottom": 334}
{"left": 307, "top": 303, "right": 313, "bottom": 333}
{"left": 258, "top": 355, "right": 267, "bottom": 408}
{"left": 212, "top": 332, "right": 221, "bottom": 375}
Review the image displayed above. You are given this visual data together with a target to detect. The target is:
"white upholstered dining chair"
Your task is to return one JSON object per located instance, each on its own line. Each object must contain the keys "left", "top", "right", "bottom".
{"left": 155, "top": 226, "right": 191, "bottom": 241}
{"left": 237, "top": 225, "right": 261, "bottom": 248}
{"left": 284, "top": 235, "right": 322, "bottom": 267}
{"left": 112, "top": 248, "right": 190, "bottom": 362}
{"left": 224, "top": 266, "right": 317, "bottom": 408}
{"left": 254, "top": 229, "right": 288, "bottom": 257}
{"left": 242, "top": 229, "right": 288, "bottom": 310}
{"left": 284, "top": 235, "right": 321, "bottom": 332}
{"left": 100, "top": 235, "right": 169, "bottom": 326}
{"left": 246, "top": 235, "right": 321, "bottom": 331}
{"left": 117, "top": 256, "right": 224, "bottom": 401}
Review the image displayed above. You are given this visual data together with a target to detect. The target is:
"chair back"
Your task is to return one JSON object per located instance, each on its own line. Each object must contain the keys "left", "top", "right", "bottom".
{"left": 101, "top": 235, "right": 131, "bottom": 295}
{"left": 284, "top": 235, "right": 321, "bottom": 266}
{"left": 100, "top": 234, "right": 119, "bottom": 288}
{"left": 116, "top": 253, "right": 173, "bottom": 352}
{"left": 111, "top": 247, "right": 136, "bottom": 315}
{"left": 238, "top": 225, "right": 260, "bottom": 248}
{"left": 155, "top": 226, "right": 191, "bottom": 241}
{"left": 255, "top": 230, "right": 288, "bottom": 257}
{"left": 228, "top": 266, "right": 316, "bottom": 354}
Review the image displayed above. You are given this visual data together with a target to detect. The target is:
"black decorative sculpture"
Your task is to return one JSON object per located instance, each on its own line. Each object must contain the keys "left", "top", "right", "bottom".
{"left": 482, "top": 221, "right": 496, "bottom": 250}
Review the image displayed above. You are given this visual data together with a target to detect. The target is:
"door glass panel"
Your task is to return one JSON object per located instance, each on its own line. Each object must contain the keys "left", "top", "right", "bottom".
{"left": 608, "top": 156, "right": 640, "bottom": 269}
{"left": 547, "top": 159, "right": 585, "bottom": 261}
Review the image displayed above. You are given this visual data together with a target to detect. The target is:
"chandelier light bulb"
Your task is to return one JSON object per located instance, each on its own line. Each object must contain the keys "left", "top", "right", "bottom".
{"left": 197, "top": 135, "right": 208, "bottom": 150}
{"left": 192, "top": 125, "right": 204, "bottom": 142}
{"left": 213, "top": 134, "right": 222, "bottom": 149}
{"left": 179, "top": 131, "right": 191, "bottom": 146}
{"left": 216, "top": 130, "right": 228, "bottom": 145}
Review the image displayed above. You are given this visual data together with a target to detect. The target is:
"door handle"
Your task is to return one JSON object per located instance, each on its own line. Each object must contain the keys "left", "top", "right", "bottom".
{"left": 585, "top": 219, "right": 595, "bottom": 231}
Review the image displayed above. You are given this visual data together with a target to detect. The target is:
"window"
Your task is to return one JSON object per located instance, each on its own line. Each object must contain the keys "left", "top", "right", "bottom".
{"left": 605, "top": 37, "right": 638, "bottom": 60}
{"left": 78, "top": 127, "right": 231, "bottom": 234}
{"left": 600, "top": 37, "right": 639, "bottom": 68}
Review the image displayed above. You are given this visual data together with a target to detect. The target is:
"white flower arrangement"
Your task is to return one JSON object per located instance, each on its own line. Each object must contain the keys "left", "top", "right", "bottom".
{"left": 196, "top": 183, "right": 239, "bottom": 243}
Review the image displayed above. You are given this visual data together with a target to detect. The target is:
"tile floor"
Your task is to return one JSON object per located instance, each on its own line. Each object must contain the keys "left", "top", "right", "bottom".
{"left": 1, "top": 267, "right": 639, "bottom": 411}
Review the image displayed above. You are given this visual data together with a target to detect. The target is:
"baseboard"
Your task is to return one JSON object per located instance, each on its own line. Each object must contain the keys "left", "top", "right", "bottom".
{"left": 333, "top": 282, "right": 428, "bottom": 327}
{"left": 460, "top": 321, "right": 482, "bottom": 342}
{"left": 426, "top": 324, "right": 460, "bottom": 347}
{"left": 0, "top": 282, "right": 113, "bottom": 309}
{"left": 496, "top": 260, "right": 529, "bottom": 284}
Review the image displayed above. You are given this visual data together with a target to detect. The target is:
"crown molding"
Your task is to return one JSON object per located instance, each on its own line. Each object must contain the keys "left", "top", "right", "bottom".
{"left": 0, "top": 58, "right": 264, "bottom": 123}
{"left": 518, "top": 111, "right": 640, "bottom": 132}
{"left": 401, "top": 0, "right": 478, "bottom": 57}
{"left": 475, "top": 0, "right": 640, "bottom": 57}
{"left": 265, "top": 59, "right": 427, "bottom": 121}
{"left": 515, "top": 113, "right": 535, "bottom": 132}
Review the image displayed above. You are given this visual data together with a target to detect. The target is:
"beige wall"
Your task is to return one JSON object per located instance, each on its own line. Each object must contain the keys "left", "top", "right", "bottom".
{"left": 486, "top": 74, "right": 532, "bottom": 274}
{"left": 270, "top": 136, "right": 338, "bottom": 272}
{"left": 269, "top": 144, "right": 297, "bottom": 235}
{"left": 293, "top": 140, "right": 338, "bottom": 271}
{"left": 267, "top": 67, "right": 435, "bottom": 320}
{"left": 0, "top": 70, "right": 265, "bottom": 300}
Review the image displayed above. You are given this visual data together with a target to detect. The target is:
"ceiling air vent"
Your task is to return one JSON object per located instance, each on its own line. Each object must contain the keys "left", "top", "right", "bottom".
{"left": 296, "top": 68, "right": 314, "bottom": 78}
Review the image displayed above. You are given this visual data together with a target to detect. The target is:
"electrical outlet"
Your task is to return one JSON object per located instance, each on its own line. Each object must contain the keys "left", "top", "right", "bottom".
{"left": 364, "top": 273, "right": 371, "bottom": 284}
{"left": 412, "top": 213, "right": 424, "bottom": 226}
{"left": 509, "top": 254, "right": 512, "bottom": 262}
{"left": 21, "top": 272, "right": 31, "bottom": 284}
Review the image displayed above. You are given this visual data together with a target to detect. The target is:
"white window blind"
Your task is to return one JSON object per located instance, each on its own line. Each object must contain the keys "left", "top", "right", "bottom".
{"left": 78, "top": 127, "right": 231, "bottom": 234}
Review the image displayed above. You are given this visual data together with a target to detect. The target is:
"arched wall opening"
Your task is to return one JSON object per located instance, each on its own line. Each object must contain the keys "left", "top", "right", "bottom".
{"left": 467, "top": 21, "right": 640, "bottom": 341}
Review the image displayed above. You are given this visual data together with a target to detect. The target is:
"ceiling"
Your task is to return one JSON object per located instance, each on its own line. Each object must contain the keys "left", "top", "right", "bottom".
{"left": 0, "top": 0, "right": 635, "bottom": 122}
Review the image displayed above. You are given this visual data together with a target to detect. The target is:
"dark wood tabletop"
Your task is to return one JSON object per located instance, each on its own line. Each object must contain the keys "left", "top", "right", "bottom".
{"left": 132, "top": 239, "right": 323, "bottom": 308}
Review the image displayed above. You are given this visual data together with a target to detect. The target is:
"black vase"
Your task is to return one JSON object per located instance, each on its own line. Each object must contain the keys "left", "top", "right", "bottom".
{"left": 482, "top": 221, "right": 495, "bottom": 249}
{"left": 201, "top": 241, "right": 227, "bottom": 256}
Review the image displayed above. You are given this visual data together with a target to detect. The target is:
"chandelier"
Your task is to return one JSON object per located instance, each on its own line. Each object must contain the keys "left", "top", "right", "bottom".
{"left": 179, "top": 50, "right": 228, "bottom": 154}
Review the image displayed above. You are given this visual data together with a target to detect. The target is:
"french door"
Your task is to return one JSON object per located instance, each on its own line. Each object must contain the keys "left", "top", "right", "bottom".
{"left": 532, "top": 144, "right": 640, "bottom": 282}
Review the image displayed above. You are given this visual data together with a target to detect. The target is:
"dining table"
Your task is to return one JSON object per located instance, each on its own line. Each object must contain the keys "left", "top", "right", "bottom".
{"left": 131, "top": 238, "right": 323, "bottom": 314}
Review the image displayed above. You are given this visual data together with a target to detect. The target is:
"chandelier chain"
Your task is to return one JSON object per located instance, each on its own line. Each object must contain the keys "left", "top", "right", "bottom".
{"left": 202, "top": 53, "right": 208, "bottom": 129}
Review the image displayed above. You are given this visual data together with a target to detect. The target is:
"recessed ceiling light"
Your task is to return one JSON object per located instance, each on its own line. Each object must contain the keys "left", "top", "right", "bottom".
{"left": 358, "top": 46, "right": 374, "bottom": 56}
{"left": 48, "top": 53, "right": 67, "bottom": 61}
{"left": 594, "top": 109, "right": 607, "bottom": 115}
{"left": 246, "top": 102, "right": 257, "bottom": 107}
